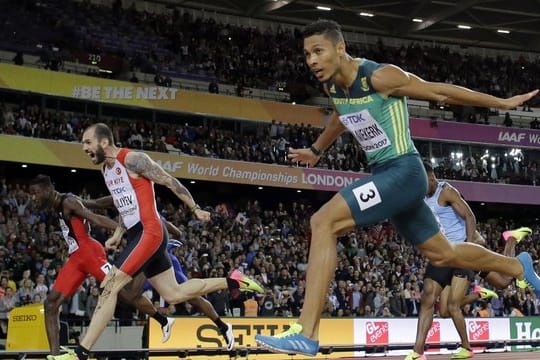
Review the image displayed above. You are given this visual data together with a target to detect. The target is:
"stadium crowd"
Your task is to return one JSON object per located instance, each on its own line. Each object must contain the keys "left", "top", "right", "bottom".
{"left": 1, "top": 0, "right": 540, "bottom": 341}
{"left": 0, "top": 174, "right": 538, "bottom": 339}
{"left": 1, "top": 102, "right": 539, "bottom": 186}
{"left": 2, "top": 0, "right": 540, "bottom": 108}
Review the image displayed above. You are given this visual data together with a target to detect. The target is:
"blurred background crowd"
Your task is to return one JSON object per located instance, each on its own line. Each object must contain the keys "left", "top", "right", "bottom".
{"left": 1, "top": 0, "right": 540, "bottom": 107}
{"left": 0, "top": 0, "right": 539, "bottom": 344}
{"left": 0, "top": 175, "right": 538, "bottom": 339}
{"left": 1, "top": 103, "right": 539, "bottom": 186}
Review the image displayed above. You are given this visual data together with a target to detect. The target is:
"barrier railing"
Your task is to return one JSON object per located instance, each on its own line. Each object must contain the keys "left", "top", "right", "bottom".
{"left": 3, "top": 339, "right": 540, "bottom": 359}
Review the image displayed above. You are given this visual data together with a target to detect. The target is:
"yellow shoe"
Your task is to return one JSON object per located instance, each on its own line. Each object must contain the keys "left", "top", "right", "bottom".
{"left": 517, "top": 278, "right": 530, "bottom": 289}
{"left": 230, "top": 269, "right": 264, "bottom": 293}
{"left": 47, "top": 347, "right": 78, "bottom": 360}
{"left": 276, "top": 322, "right": 303, "bottom": 339}
{"left": 502, "top": 227, "right": 532, "bottom": 243}
{"left": 404, "top": 351, "right": 426, "bottom": 360}
{"left": 451, "top": 346, "right": 474, "bottom": 359}
{"left": 473, "top": 285, "right": 498, "bottom": 300}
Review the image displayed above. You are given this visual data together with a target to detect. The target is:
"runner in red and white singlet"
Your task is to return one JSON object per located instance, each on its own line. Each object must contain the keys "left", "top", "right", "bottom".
{"left": 52, "top": 123, "right": 264, "bottom": 360}
{"left": 102, "top": 147, "right": 168, "bottom": 278}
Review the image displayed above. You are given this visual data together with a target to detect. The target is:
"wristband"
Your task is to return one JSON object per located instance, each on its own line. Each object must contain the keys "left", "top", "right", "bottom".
{"left": 190, "top": 204, "right": 201, "bottom": 213}
{"left": 310, "top": 145, "right": 323, "bottom": 157}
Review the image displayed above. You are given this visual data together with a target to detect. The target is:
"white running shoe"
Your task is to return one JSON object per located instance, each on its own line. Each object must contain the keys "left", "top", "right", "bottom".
{"left": 222, "top": 322, "right": 235, "bottom": 350}
{"left": 161, "top": 317, "right": 176, "bottom": 343}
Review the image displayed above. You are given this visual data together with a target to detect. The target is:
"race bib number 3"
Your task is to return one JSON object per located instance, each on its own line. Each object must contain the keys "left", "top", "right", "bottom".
{"left": 353, "top": 181, "right": 382, "bottom": 211}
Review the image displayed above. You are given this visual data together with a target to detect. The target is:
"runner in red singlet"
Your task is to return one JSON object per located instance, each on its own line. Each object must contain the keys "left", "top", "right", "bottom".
{"left": 29, "top": 175, "right": 175, "bottom": 355}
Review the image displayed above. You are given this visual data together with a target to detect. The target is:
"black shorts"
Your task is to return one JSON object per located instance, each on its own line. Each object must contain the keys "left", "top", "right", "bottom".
{"left": 115, "top": 220, "right": 172, "bottom": 278}
{"left": 477, "top": 271, "right": 490, "bottom": 279}
{"left": 425, "top": 263, "right": 454, "bottom": 287}
{"left": 453, "top": 268, "right": 476, "bottom": 282}
{"left": 425, "top": 263, "right": 475, "bottom": 287}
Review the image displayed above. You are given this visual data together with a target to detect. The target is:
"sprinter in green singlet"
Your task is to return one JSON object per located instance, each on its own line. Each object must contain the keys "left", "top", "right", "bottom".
{"left": 255, "top": 19, "right": 540, "bottom": 357}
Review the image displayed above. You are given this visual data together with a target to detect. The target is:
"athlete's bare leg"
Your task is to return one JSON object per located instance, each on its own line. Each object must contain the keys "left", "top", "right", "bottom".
{"left": 148, "top": 267, "right": 229, "bottom": 304}
{"left": 189, "top": 297, "right": 220, "bottom": 321}
{"left": 413, "top": 278, "right": 443, "bottom": 355}
{"left": 460, "top": 292, "right": 481, "bottom": 307}
{"left": 127, "top": 269, "right": 231, "bottom": 333}
{"left": 44, "top": 289, "right": 67, "bottom": 354}
{"left": 119, "top": 273, "right": 159, "bottom": 317}
{"left": 440, "top": 276, "right": 472, "bottom": 351}
{"left": 460, "top": 234, "right": 521, "bottom": 295}
{"left": 277, "top": 194, "right": 528, "bottom": 342}
{"left": 444, "top": 234, "right": 521, "bottom": 312}
{"left": 79, "top": 267, "right": 134, "bottom": 350}
{"left": 504, "top": 235, "right": 518, "bottom": 258}
{"left": 416, "top": 233, "right": 524, "bottom": 279}
{"left": 256, "top": 193, "right": 528, "bottom": 345}
{"left": 45, "top": 273, "right": 160, "bottom": 354}
{"left": 123, "top": 269, "right": 233, "bottom": 347}
{"left": 296, "top": 193, "right": 356, "bottom": 340}
{"left": 79, "top": 266, "right": 236, "bottom": 351}
{"left": 480, "top": 234, "right": 518, "bottom": 288}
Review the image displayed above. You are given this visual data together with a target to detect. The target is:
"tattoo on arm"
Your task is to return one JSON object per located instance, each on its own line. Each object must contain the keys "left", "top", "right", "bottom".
{"left": 124, "top": 152, "right": 196, "bottom": 207}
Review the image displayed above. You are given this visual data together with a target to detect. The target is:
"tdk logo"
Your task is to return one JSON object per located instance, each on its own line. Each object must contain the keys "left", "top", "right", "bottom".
{"left": 341, "top": 113, "right": 367, "bottom": 126}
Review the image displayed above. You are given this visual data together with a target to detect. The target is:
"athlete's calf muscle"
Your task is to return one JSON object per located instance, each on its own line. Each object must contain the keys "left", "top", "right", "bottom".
{"left": 97, "top": 266, "right": 133, "bottom": 308}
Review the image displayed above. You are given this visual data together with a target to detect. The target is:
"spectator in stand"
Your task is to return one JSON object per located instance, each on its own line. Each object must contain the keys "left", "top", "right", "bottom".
{"left": 509, "top": 303, "right": 524, "bottom": 317}
{"left": 0, "top": 277, "right": 7, "bottom": 297}
{"left": 34, "top": 273, "right": 49, "bottom": 300}
{"left": 1, "top": 271, "right": 17, "bottom": 293}
{"left": 490, "top": 293, "right": 504, "bottom": 317}
{"left": 363, "top": 304, "right": 375, "bottom": 317}
{"left": 206, "top": 288, "right": 230, "bottom": 317}
{"left": 86, "top": 286, "right": 100, "bottom": 319}
{"left": 0, "top": 287, "right": 17, "bottom": 334}
{"left": 531, "top": 117, "right": 540, "bottom": 129}
{"left": 275, "top": 289, "right": 294, "bottom": 317}
{"left": 16, "top": 278, "right": 35, "bottom": 306}
{"left": 244, "top": 296, "right": 259, "bottom": 317}
{"left": 12, "top": 51, "right": 24, "bottom": 66}
{"left": 208, "top": 80, "right": 219, "bottom": 94}
{"left": 389, "top": 290, "right": 408, "bottom": 317}
{"left": 154, "top": 73, "right": 164, "bottom": 86}
{"left": 274, "top": 268, "right": 295, "bottom": 297}
{"left": 290, "top": 284, "right": 304, "bottom": 316}
{"left": 257, "top": 289, "right": 275, "bottom": 316}
{"left": 522, "top": 292, "right": 537, "bottom": 316}
{"left": 18, "top": 269, "right": 32, "bottom": 289}
{"left": 503, "top": 112, "right": 513, "bottom": 127}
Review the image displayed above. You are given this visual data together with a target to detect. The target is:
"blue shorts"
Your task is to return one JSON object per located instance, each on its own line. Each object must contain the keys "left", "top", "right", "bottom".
{"left": 341, "top": 153, "right": 439, "bottom": 245}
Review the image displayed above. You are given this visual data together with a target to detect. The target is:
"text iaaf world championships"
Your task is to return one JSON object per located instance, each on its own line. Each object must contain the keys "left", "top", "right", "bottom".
{"left": 155, "top": 160, "right": 363, "bottom": 187}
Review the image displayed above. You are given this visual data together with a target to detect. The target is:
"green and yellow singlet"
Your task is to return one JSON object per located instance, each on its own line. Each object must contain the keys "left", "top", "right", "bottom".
{"left": 327, "top": 58, "right": 417, "bottom": 166}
